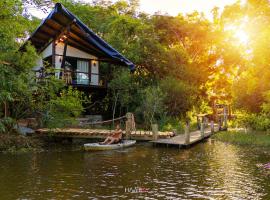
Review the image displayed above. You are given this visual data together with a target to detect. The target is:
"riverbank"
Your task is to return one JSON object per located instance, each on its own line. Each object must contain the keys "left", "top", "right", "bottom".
{"left": 213, "top": 130, "right": 270, "bottom": 146}
{"left": 0, "top": 134, "right": 42, "bottom": 153}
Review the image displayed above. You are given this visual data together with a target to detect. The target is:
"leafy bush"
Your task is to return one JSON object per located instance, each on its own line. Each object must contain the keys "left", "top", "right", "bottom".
{"left": 41, "top": 87, "right": 85, "bottom": 129}
{"left": 136, "top": 86, "right": 165, "bottom": 128}
{"left": 0, "top": 118, "right": 15, "bottom": 134}
{"left": 160, "top": 77, "right": 196, "bottom": 117}
{"left": 234, "top": 111, "right": 270, "bottom": 131}
{"left": 0, "top": 134, "right": 42, "bottom": 152}
{"left": 159, "top": 116, "right": 185, "bottom": 134}
{"left": 232, "top": 90, "right": 270, "bottom": 131}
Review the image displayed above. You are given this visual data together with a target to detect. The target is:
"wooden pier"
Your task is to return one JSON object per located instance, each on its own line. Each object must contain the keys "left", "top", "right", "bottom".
{"left": 35, "top": 113, "right": 173, "bottom": 141}
{"left": 150, "top": 128, "right": 214, "bottom": 147}
{"left": 35, "top": 128, "right": 174, "bottom": 141}
{"left": 35, "top": 113, "right": 222, "bottom": 148}
{"left": 150, "top": 121, "right": 219, "bottom": 148}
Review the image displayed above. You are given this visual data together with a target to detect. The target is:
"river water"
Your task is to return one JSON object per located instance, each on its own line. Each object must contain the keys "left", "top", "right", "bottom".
{"left": 0, "top": 139, "right": 270, "bottom": 199}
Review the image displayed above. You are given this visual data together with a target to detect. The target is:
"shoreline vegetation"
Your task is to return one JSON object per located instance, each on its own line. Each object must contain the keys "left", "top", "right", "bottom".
{"left": 0, "top": 134, "right": 42, "bottom": 153}
{"left": 214, "top": 131, "right": 270, "bottom": 147}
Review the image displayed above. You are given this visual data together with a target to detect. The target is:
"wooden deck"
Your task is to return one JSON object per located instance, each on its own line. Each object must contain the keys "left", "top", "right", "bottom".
{"left": 150, "top": 126, "right": 218, "bottom": 148}
{"left": 35, "top": 124, "right": 219, "bottom": 145}
{"left": 35, "top": 128, "right": 174, "bottom": 141}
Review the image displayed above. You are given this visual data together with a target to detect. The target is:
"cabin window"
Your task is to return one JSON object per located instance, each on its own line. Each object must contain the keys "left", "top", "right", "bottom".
{"left": 77, "top": 60, "right": 89, "bottom": 85}
{"left": 60, "top": 57, "right": 100, "bottom": 86}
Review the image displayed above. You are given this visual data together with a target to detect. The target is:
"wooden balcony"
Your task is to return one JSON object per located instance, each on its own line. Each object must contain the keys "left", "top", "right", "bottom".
{"left": 34, "top": 68, "right": 108, "bottom": 88}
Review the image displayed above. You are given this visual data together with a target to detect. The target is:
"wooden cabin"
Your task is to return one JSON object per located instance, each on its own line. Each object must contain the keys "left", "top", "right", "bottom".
{"left": 23, "top": 3, "right": 135, "bottom": 116}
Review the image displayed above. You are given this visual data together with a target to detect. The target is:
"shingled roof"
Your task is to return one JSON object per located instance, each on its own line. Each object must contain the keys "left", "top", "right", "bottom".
{"left": 25, "top": 3, "right": 135, "bottom": 70}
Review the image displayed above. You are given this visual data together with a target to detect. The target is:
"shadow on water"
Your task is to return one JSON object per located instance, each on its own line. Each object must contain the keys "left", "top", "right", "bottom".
{"left": 0, "top": 140, "right": 270, "bottom": 199}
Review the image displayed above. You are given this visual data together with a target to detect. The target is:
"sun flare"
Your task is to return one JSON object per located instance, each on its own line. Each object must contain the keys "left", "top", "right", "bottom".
{"left": 234, "top": 29, "right": 249, "bottom": 45}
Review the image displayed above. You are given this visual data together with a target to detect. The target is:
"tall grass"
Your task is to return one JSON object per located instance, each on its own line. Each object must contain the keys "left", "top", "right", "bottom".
{"left": 214, "top": 131, "right": 270, "bottom": 146}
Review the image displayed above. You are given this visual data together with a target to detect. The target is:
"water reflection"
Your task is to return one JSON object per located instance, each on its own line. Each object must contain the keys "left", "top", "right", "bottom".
{"left": 205, "top": 141, "right": 264, "bottom": 199}
{"left": 0, "top": 141, "right": 270, "bottom": 199}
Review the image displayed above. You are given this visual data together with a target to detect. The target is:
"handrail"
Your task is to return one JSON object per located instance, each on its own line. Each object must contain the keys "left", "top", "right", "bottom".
{"left": 81, "top": 115, "right": 127, "bottom": 125}
{"left": 33, "top": 68, "right": 108, "bottom": 87}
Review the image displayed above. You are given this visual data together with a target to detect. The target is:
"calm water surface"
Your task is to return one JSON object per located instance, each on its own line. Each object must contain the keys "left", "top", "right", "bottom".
{"left": 0, "top": 139, "right": 270, "bottom": 199}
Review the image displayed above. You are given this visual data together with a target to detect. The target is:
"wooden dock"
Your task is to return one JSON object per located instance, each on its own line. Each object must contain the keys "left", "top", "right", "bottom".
{"left": 35, "top": 128, "right": 174, "bottom": 141}
{"left": 150, "top": 124, "right": 219, "bottom": 148}
{"left": 35, "top": 114, "right": 220, "bottom": 147}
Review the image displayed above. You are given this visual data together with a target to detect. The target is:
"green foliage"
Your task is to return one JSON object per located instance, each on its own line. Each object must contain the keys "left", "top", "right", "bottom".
{"left": 233, "top": 88, "right": 270, "bottom": 131}
{"left": 57, "top": 0, "right": 214, "bottom": 118}
{"left": 232, "top": 111, "right": 270, "bottom": 131}
{"left": 0, "top": 118, "right": 16, "bottom": 134}
{"left": 160, "top": 77, "right": 196, "bottom": 117}
{"left": 41, "top": 87, "right": 85, "bottom": 129}
{"left": 0, "top": 0, "right": 40, "bottom": 129}
{"left": 230, "top": 1, "right": 270, "bottom": 114}
{"left": 159, "top": 116, "right": 184, "bottom": 134}
{"left": 0, "top": 134, "right": 42, "bottom": 152}
{"left": 135, "top": 86, "right": 165, "bottom": 127}
{"left": 0, "top": 0, "right": 85, "bottom": 132}
{"left": 108, "top": 68, "right": 135, "bottom": 110}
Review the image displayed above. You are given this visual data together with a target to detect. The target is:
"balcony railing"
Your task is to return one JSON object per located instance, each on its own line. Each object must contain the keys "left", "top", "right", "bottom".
{"left": 34, "top": 68, "right": 108, "bottom": 87}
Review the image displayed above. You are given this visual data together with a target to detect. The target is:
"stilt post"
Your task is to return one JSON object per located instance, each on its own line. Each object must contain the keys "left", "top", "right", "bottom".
{"left": 185, "top": 120, "right": 190, "bottom": 145}
{"left": 224, "top": 106, "right": 228, "bottom": 130}
{"left": 211, "top": 120, "right": 215, "bottom": 134}
{"left": 152, "top": 124, "right": 158, "bottom": 141}
{"left": 218, "top": 117, "right": 222, "bottom": 131}
{"left": 125, "top": 112, "right": 133, "bottom": 139}
{"left": 200, "top": 117, "right": 205, "bottom": 138}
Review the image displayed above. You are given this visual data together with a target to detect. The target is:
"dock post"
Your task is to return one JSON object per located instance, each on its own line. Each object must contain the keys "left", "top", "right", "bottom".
{"left": 224, "top": 106, "right": 228, "bottom": 130}
{"left": 184, "top": 121, "right": 190, "bottom": 145}
{"left": 211, "top": 120, "right": 214, "bottom": 134}
{"left": 152, "top": 124, "right": 158, "bottom": 141}
{"left": 125, "top": 112, "right": 133, "bottom": 139}
{"left": 200, "top": 118, "right": 205, "bottom": 138}
{"left": 218, "top": 117, "right": 222, "bottom": 131}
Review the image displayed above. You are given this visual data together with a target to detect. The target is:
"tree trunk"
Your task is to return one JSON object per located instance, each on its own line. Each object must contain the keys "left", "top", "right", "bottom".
{"left": 112, "top": 92, "right": 119, "bottom": 127}
{"left": 4, "top": 101, "right": 8, "bottom": 117}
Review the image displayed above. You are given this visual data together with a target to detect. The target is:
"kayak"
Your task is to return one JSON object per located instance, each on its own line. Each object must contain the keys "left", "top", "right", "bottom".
{"left": 84, "top": 140, "right": 136, "bottom": 151}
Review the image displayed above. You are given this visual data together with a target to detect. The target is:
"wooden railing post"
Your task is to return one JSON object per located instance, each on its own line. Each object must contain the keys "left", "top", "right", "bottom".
{"left": 185, "top": 121, "right": 190, "bottom": 145}
{"left": 152, "top": 124, "right": 158, "bottom": 141}
{"left": 211, "top": 120, "right": 214, "bottom": 134}
{"left": 200, "top": 117, "right": 205, "bottom": 138}
{"left": 125, "top": 112, "right": 133, "bottom": 139}
{"left": 218, "top": 117, "right": 222, "bottom": 131}
{"left": 224, "top": 106, "right": 228, "bottom": 130}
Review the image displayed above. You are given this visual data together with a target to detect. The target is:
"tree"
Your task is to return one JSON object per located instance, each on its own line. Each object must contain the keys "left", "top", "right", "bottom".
{"left": 136, "top": 86, "right": 165, "bottom": 128}
{"left": 108, "top": 68, "right": 137, "bottom": 119}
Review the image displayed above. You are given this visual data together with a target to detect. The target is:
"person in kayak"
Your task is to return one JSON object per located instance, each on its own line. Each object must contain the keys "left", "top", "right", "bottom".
{"left": 100, "top": 123, "right": 123, "bottom": 145}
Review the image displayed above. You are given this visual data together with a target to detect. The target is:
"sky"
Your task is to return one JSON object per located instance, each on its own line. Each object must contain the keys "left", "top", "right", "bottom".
{"left": 31, "top": 0, "right": 243, "bottom": 19}
{"left": 139, "top": 0, "right": 240, "bottom": 16}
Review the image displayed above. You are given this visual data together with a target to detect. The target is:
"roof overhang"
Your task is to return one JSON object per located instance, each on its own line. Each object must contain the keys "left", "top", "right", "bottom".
{"left": 23, "top": 3, "right": 135, "bottom": 70}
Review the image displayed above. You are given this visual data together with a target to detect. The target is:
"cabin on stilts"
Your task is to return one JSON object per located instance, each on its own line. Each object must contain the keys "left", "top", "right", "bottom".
{"left": 22, "top": 3, "right": 135, "bottom": 117}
